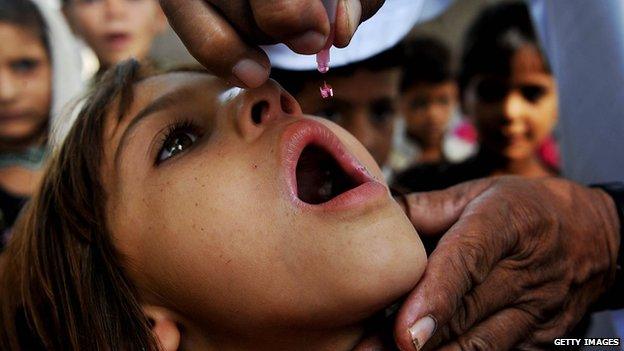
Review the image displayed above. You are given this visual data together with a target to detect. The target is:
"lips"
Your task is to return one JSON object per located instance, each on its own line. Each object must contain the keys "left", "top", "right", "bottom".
{"left": 281, "top": 119, "right": 387, "bottom": 211}
{"left": 104, "top": 32, "right": 131, "bottom": 49}
{"left": 0, "top": 111, "right": 26, "bottom": 122}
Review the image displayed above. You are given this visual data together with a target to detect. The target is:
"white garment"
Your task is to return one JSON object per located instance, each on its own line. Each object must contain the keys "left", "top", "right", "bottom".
{"left": 528, "top": 0, "right": 624, "bottom": 184}
{"left": 264, "top": 0, "right": 453, "bottom": 71}
{"left": 31, "top": 0, "right": 84, "bottom": 147}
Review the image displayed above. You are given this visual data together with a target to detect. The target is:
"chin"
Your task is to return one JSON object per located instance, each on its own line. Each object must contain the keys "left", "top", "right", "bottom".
{"left": 276, "top": 115, "right": 426, "bottom": 326}
{"left": 296, "top": 200, "right": 426, "bottom": 327}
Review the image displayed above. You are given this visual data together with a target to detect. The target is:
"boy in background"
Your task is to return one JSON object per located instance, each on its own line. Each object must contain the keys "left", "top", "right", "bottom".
{"left": 399, "top": 37, "right": 469, "bottom": 165}
{"left": 62, "top": 0, "right": 166, "bottom": 72}
{"left": 271, "top": 46, "right": 403, "bottom": 179}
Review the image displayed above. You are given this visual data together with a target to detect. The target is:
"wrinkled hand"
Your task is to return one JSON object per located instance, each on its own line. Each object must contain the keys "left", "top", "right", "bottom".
{"left": 394, "top": 177, "right": 620, "bottom": 350}
{"left": 159, "top": 0, "right": 385, "bottom": 88}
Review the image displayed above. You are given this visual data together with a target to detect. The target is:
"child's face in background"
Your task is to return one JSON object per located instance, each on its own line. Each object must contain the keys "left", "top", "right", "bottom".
{"left": 64, "top": 0, "right": 165, "bottom": 68}
{"left": 0, "top": 23, "right": 51, "bottom": 145}
{"left": 400, "top": 81, "right": 457, "bottom": 149}
{"left": 102, "top": 72, "right": 425, "bottom": 348}
{"left": 464, "top": 44, "right": 558, "bottom": 161}
{"left": 295, "top": 68, "right": 401, "bottom": 168}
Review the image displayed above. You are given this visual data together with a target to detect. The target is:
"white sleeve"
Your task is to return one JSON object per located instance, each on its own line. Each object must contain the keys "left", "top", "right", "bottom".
{"left": 527, "top": 0, "right": 624, "bottom": 184}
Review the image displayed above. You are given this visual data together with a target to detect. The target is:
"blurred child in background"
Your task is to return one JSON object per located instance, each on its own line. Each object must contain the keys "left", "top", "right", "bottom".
{"left": 272, "top": 46, "right": 403, "bottom": 179}
{"left": 393, "top": 1, "right": 559, "bottom": 193}
{"left": 62, "top": 0, "right": 166, "bottom": 74}
{"left": 0, "top": 0, "right": 77, "bottom": 247}
{"left": 399, "top": 37, "right": 459, "bottom": 165}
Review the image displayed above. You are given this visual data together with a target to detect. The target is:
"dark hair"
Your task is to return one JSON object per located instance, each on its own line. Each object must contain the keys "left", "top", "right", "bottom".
{"left": 0, "top": 61, "right": 161, "bottom": 350}
{"left": 271, "top": 44, "right": 404, "bottom": 95}
{"left": 0, "top": 0, "right": 50, "bottom": 56}
{"left": 458, "top": 1, "right": 549, "bottom": 99}
{"left": 400, "top": 37, "right": 454, "bottom": 92}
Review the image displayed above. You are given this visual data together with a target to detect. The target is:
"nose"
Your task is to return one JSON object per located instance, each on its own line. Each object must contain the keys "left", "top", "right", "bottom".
{"left": 0, "top": 70, "right": 18, "bottom": 104}
{"left": 234, "top": 79, "right": 302, "bottom": 141}
{"left": 105, "top": 0, "right": 126, "bottom": 20}
{"left": 502, "top": 92, "right": 527, "bottom": 123}
{"left": 345, "top": 109, "right": 376, "bottom": 151}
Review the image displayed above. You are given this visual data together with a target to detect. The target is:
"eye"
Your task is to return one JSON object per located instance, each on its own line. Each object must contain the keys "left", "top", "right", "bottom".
{"left": 370, "top": 100, "right": 395, "bottom": 125}
{"left": 519, "top": 84, "right": 547, "bottom": 103}
{"left": 317, "top": 107, "right": 343, "bottom": 124}
{"left": 409, "top": 97, "right": 428, "bottom": 110}
{"left": 10, "top": 59, "right": 39, "bottom": 74}
{"left": 475, "top": 79, "right": 508, "bottom": 103}
{"left": 156, "top": 122, "right": 199, "bottom": 164}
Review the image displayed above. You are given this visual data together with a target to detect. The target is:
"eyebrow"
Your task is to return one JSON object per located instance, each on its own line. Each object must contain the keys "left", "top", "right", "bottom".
{"left": 113, "top": 87, "right": 194, "bottom": 171}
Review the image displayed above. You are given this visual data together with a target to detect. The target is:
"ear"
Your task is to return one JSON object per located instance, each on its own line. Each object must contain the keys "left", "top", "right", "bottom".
{"left": 143, "top": 305, "right": 181, "bottom": 351}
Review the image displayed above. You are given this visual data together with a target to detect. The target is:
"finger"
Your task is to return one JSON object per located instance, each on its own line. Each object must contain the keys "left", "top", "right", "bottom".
{"left": 160, "top": 0, "right": 270, "bottom": 88}
{"left": 447, "top": 263, "right": 522, "bottom": 336}
{"left": 334, "top": 0, "right": 362, "bottom": 47}
{"left": 249, "top": 0, "right": 329, "bottom": 54}
{"left": 334, "top": 0, "right": 384, "bottom": 47}
{"left": 437, "top": 308, "right": 535, "bottom": 351}
{"left": 402, "top": 178, "right": 497, "bottom": 236}
{"left": 394, "top": 204, "right": 516, "bottom": 351}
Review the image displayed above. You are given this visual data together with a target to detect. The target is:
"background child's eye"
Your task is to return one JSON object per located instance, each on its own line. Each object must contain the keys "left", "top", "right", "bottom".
{"left": 157, "top": 128, "right": 198, "bottom": 164}
{"left": 316, "top": 107, "right": 343, "bottom": 124}
{"left": 519, "top": 85, "right": 547, "bottom": 103}
{"left": 11, "top": 59, "right": 39, "bottom": 74}
{"left": 370, "top": 100, "right": 395, "bottom": 125}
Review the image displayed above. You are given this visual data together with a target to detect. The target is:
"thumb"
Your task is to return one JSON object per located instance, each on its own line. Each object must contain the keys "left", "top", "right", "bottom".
{"left": 401, "top": 178, "right": 496, "bottom": 237}
{"left": 394, "top": 180, "right": 515, "bottom": 351}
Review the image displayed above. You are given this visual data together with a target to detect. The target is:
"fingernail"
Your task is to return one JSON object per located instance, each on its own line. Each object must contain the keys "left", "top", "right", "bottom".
{"left": 344, "top": 0, "right": 362, "bottom": 38}
{"left": 286, "top": 30, "right": 327, "bottom": 54}
{"left": 408, "top": 315, "right": 436, "bottom": 350}
{"left": 232, "top": 59, "right": 269, "bottom": 89}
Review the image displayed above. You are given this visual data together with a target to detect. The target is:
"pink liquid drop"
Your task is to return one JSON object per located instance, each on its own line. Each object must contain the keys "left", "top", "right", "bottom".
{"left": 320, "top": 81, "right": 333, "bottom": 99}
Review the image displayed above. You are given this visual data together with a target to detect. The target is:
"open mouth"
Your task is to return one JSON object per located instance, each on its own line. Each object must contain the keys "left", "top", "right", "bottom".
{"left": 281, "top": 119, "right": 387, "bottom": 210}
{"left": 296, "top": 144, "right": 362, "bottom": 204}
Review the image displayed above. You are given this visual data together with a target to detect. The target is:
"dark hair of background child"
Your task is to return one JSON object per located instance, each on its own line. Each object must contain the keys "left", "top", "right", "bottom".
{"left": 0, "top": 0, "right": 50, "bottom": 55}
{"left": 458, "top": 1, "right": 550, "bottom": 102}
{"left": 400, "top": 37, "right": 454, "bottom": 93}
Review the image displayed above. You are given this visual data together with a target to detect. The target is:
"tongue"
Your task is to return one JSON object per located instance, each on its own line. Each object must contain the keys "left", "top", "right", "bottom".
{"left": 296, "top": 145, "right": 359, "bottom": 204}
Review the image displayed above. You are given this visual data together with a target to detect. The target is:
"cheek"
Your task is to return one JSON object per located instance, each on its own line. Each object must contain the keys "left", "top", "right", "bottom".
{"left": 530, "top": 99, "right": 558, "bottom": 141}
{"left": 20, "top": 66, "right": 52, "bottom": 119}
{"left": 117, "top": 145, "right": 296, "bottom": 324}
{"left": 72, "top": 10, "right": 102, "bottom": 36}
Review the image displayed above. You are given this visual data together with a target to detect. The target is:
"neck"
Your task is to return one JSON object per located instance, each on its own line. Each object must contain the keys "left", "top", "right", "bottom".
{"left": 480, "top": 149, "right": 553, "bottom": 178}
{"left": 179, "top": 321, "right": 365, "bottom": 351}
{"left": 418, "top": 146, "right": 443, "bottom": 164}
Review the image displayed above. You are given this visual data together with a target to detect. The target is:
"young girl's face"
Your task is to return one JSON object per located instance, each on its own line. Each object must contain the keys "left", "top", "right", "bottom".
{"left": 0, "top": 23, "right": 51, "bottom": 143}
{"left": 465, "top": 44, "right": 558, "bottom": 161}
{"left": 64, "top": 0, "right": 165, "bottom": 68}
{"left": 102, "top": 72, "right": 426, "bottom": 347}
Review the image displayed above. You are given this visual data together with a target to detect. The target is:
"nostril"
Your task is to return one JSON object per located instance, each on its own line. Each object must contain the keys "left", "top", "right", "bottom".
{"left": 251, "top": 100, "right": 269, "bottom": 124}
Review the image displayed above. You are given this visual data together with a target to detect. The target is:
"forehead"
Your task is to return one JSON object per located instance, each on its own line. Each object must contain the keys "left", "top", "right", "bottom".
{"left": 105, "top": 72, "right": 220, "bottom": 130}
{"left": 510, "top": 45, "right": 548, "bottom": 77}
{"left": 0, "top": 23, "right": 47, "bottom": 58}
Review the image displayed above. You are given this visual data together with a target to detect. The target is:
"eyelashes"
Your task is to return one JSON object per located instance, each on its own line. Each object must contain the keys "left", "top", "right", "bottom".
{"left": 155, "top": 119, "right": 203, "bottom": 165}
